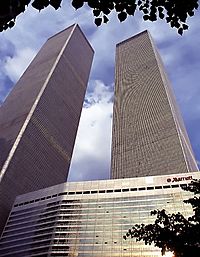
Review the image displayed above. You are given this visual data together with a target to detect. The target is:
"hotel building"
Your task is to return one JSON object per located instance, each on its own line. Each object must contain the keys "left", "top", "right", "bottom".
{"left": 0, "top": 172, "right": 198, "bottom": 256}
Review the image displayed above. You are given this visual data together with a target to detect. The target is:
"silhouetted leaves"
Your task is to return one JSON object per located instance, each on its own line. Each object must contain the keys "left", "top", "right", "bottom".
{"left": 124, "top": 180, "right": 200, "bottom": 257}
{"left": 118, "top": 12, "right": 127, "bottom": 22}
{"left": 50, "top": 0, "right": 62, "bottom": 10}
{"left": 126, "top": 4, "right": 137, "bottom": 15}
{"left": 159, "top": 12, "right": 164, "bottom": 19}
{"left": 72, "top": 0, "right": 84, "bottom": 10}
{"left": 178, "top": 27, "right": 183, "bottom": 35}
{"left": 87, "top": 0, "right": 98, "bottom": 9}
{"left": 32, "top": 0, "right": 49, "bottom": 10}
{"left": 94, "top": 17, "right": 102, "bottom": 26}
{"left": 93, "top": 9, "right": 101, "bottom": 17}
{"left": 103, "top": 15, "right": 109, "bottom": 24}
{"left": 8, "top": 21, "right": 15, "bottom": 28}
{"left": 143, "top": 15, "right": 149, "bottom": 21}
{"left": 0, "top": 0, "right": 199, "bottom": 33}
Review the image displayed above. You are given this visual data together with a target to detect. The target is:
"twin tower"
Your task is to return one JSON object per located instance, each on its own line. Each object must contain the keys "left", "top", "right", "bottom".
{"left": 0, "top": 24, "right": 198, "bottom": 235}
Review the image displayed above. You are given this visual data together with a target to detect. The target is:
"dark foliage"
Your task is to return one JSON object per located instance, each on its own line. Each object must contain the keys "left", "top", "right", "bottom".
{"left": 124, "top": 180, "right": 200, "bottom": 257}
{"left": 0, "top": 0, "right": 199, "bottom": 34}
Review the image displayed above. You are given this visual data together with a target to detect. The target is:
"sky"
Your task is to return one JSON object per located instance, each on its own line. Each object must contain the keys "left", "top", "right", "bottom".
{"left": 0, "top": 2, "right": 200, "bottom": 182}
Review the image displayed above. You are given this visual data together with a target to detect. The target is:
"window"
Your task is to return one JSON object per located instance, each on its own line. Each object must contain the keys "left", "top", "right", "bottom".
{"left": 130, "top": 188, "right": 137, "bottom": 191}
{"left": 68, "top": 192, "right": 75, "bottom": 195}
{"left": 138, "top": 187, "right": 145, "bottom": 191}
{"left": 171, "top": 184, "right": 179, "bottom": 188}
{"left": 106, "top": 190, "right": 113, "bottom": 193}
{"left": 83, "top": 191, "right": 90, "bottom": 194}
{"left": 155, "top": 186, "right": 162, "bottom": 189}
{"left": 122, "top": 188, "right": 129, "bottom": 192}
{"left": 58, "top": 192, "right": 67, "bottom": 196}
{"left": 99, "top": 190, "right": 105, "bottom": 193}
{"left": 91, "top": 191, "right": 98, "bottom": 194}
{"left": 147, "top": 187, "right": 154, "bottom": 190}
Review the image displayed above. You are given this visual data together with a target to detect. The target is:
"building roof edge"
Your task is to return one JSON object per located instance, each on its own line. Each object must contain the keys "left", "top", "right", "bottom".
{"left": 116, "top": 30, "right": 149, "bottom": 47}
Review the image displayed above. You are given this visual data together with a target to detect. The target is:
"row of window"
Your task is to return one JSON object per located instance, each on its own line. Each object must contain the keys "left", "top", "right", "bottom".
{"left": 9, "top": 203, "right": 180, "bottom": 227}
{"left": 1, "top": 238, "right": 149, "bottom": 253}
{"left": 13, "top": 183, "right": 186, "bottom": 208}
{"left": 10, "top": 193, "right": 188, "bottom": 222}
{"left": 11, "top": 195, "right": 174, "bottom": 217}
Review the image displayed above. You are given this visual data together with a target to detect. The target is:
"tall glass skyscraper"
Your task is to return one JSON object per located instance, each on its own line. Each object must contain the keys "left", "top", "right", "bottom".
{"left": 0, "top": 24, "right": 94, "bottom": 234}
{"left": 111, "top": 31, "right": 198, "bottom": 179}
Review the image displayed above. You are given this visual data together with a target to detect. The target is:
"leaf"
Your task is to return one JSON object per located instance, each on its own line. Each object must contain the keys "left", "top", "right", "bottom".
{"left": 170, "top": 21, "right": 175, "bottom": 28}
{"left": 8, "top": 20, "right": 15, "bottom": 28}
{"left": 3, "top": 23, "right": 8, "bottom": 30}
{"left": 115, "top": 3, "right": 124, "bottom": 12}
{"left": 182, "top": 24, "right": 189, "bottom": 30}
{"left": 151, "top": 210, "right": 157, "bottom": 215}
{"left": 118, "top": 11, "right": 127, "bottom": 22}
{"left": 93, "top": 9, "right": 101, "bottom": 17}
{"left": 179, "top": 13, "right": 187, "bottom": 22}
{"left": 166, "top": 16, "right": 171, "bottom": 23}
{"left": 159, "top": 12, "right": 164, "bottom": 19}
{"left": 158, "top": 6, "right": 163, "bottom": 13}
{"left": 143, "top": 8, "right": 149, "bottom": 14}
{"left": 126, "top": 4, "right": 136, "bottom": 15}
{"left": 103, "top": 8, "right": 111, "bottom": 15}
{"left": 188, "top": 10, "right": 194, "bottom": 16}
{"left": 103, "top": 15, "right": 109, "bottom": 23}
{"left": 50, "top": 0, "right": 62, "bottom": 10}
{"left": 88, "top": 0, "right": 98, "bottom": 8}
{"left": 148, "top": 14, "right": 157, "bottom": 22}
{"left": 72, "top": 0, "right": 84, "bottom": 9}
{"left": 94, "top": 17, "right": 102, "bottom": 26}
{"left": 194, "top": 2, "right": 199, "bottom": 9}
{"left": 21, "top": 0, "right": 31, "bottom": 5}
{"left": 143, "top": 14, "right": 149, "bottom": 21}
{"left": 32, "top": 0, "right": 49, "bottom": 10}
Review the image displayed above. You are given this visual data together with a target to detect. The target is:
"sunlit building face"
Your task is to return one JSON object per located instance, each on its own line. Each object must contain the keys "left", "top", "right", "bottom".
{"left": 111, "top": 31, "right": 198, "bottom": 179}
{"left": 0, "top": 172, "right": 198, "bottom": 256}
{"left": 0, "top": 24, "right": 94, "bottom": 234}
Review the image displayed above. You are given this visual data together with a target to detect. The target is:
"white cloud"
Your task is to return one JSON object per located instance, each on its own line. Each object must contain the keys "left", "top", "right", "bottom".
{"left": 68, "top": 80, "right": 113, "bottom": 181}
{"left": 4, "top": 47, "right": 36, "bottom": 82}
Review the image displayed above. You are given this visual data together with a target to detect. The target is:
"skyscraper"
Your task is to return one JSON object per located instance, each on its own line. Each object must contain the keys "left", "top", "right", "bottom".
{"left": 0, "top": 24, "right": 94, "bottom": 234}
{"left": 111, "top": 30, "right": 198, "bottom": 179}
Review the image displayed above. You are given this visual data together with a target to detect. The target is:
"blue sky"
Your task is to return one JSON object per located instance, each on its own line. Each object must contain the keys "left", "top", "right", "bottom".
{"left": 0, "top": 2, "right": 200, "bottom": 181}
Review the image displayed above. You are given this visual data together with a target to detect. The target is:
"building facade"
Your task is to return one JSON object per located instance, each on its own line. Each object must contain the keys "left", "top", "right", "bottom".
{"left": 0, "top": 29, "right": 199, "bottom": 256}
{"left": 111, "top": 31, "right": 198, "bottom": 179}
{"left": 0, "top": 24, "right": 94, "bottom": 234}
{"left": 0, "top": 172, "right": 198, "bottom": 257}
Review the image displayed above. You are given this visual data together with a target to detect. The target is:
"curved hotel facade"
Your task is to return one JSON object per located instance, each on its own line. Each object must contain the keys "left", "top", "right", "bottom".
{"left": 0, "top": 172, "right": 199, "bottom": 256}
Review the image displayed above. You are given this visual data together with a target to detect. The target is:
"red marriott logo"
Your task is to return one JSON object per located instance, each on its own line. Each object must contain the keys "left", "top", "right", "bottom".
{"left": 167, "top": 176, "right": 193, "bottom": 183}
